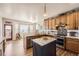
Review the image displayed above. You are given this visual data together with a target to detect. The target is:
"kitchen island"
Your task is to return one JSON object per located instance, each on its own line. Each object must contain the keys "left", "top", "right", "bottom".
{"left": 32, "top": 37, "right": 56, "bottom": 56}
{"left": 23, "top": 31, "right": 79, "bottom": 55}
{"left": 24, "top": 34, "right": 54, "bottom": 49}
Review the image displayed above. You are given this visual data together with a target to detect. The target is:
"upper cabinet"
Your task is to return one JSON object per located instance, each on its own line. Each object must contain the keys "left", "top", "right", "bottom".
{"left": 48, "top": 19, "right": 52, "bottom": 30}
{"left": 60, "top": 15, "right": 67, "bottom": 24}
{"left": 55, "top": 17, "right": 61, "bottom": 26}
{"left": 66, "top": 11, "right": 79, "bottom": 30}
{"left": 44, "top": 18, "right": 56, "bottom": 30}
{"left": 77, "top": 11, "right": 79, "bottom": 29}
{"left": 44, "top": 8, "right": 79, "bottom": 30}
{"left": 44, "top": 20, "right": 49, "bottom": 29}
{"left": 51, "top": 19, "right": 56, "bottom": 29}
{"left": 78, "top": 11, "right": 79, "bottom": 28}
{"left": 44, "top": 20, "right": 46, "bottom": 29}
{"left": 66, "top": 12, "right": 76, "bottom": 30}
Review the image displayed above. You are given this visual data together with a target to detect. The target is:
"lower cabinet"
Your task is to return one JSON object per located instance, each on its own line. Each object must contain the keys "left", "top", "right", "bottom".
{"left": 32, "top": 40, "right": 56, "bottom": 56}
{"left": 66, "top": 38, "right": 79, "bottom": 54}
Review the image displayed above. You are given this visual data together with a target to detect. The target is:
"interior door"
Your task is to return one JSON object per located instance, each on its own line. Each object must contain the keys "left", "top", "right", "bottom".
{"left": 4, "top": 24, "right": 13, "bottom": 41}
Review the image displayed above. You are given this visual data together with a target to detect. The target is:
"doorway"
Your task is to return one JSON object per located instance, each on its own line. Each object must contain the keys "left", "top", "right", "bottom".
{"left": 4, "top": 24, "right": 13, "bottom": 41}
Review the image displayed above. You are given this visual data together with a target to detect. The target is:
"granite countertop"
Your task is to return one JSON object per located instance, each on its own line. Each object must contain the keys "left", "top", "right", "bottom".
{"left": 32, "top": 37, "right": 56, "bottom": 46}
{"left": 56, "top": 35, "right": 79, "bottom": 39}
{"left": 26, "top": 33, "right": 79, "bottom": 40}
{"left": 66, "top": 36, "right": 79, "bottom": 39}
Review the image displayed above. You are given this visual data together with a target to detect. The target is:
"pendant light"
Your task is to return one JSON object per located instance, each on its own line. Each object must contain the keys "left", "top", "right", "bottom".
{"left": 43, "top": 3, "right": 47, "bottom": 17}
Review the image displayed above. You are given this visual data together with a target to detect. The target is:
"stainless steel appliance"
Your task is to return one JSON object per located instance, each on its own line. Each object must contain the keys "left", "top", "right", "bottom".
{"left": 56, "top": 23, "right": 67, "bottom": 48}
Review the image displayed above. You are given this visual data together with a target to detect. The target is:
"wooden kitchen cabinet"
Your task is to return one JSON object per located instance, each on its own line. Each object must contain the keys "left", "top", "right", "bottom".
{"left": 75, "top": 11, "right": 79, "bottom": 29}
{"left": 60, "top": 15, "right": 67, "bottom": 24}
{"left": 55, "top": 17, "right": 61, "bottom": 26}
{"left": 48, "top": 19, "right": 52, "bottom": 30}
{"left": 72, "top": 11, "right": 79, "bottom": 29}
{"left": 74, "top": 11, "right": 78, "bottom": 29}
{"left": 44, "top": 8, "right": 79, "bottom": 30}
{"left": 44, "top": 20, "right": 49, "bottom": 29}
{"left": 51, "top": 19, "right": 56, "bottom": 29}
{"left": 44, "top": 18, "right": 56, "bottom": 30}
{"left": 47, "top": 19, "right": 49, "bottom": 29}
{"left": 66, "top": 13, "right": 76, "bottom": 30}
{"left": 44, "top": 20, "right": 47, "bottom": 29}
{"left": 55, "top": 15, "right": 67, "bottom": 27}
{"left": 77, "top": 11, "right": 79, "bottom": 28}
{"left": 66, "top": 38, "right": 79, "bottom": 54}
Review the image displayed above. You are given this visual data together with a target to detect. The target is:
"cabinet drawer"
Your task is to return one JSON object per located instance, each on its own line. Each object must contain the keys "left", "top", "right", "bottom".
{"left": 66, "top": 38, "right": 79, "bottom": 53}
{"left": 66, "top": 42, "right": 78, "bottom": 51}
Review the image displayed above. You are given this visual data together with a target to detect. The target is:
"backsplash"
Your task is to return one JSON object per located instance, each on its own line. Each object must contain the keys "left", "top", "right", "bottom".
{"left": 38, "top": 30, "right": 79, "bottom": 37}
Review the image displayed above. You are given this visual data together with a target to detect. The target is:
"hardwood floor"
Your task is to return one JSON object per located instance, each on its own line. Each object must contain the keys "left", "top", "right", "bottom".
{"left": 26, "top": 48, "right": 78, "bottom": 56}
{"left": 56, "top": 48, "right": 78, "bottom": 56}
{"left": 4, "top": 39, "right": 79, "bottom": 56}
{"left": 5, "top": 39, "right": 25, "bottom": 56}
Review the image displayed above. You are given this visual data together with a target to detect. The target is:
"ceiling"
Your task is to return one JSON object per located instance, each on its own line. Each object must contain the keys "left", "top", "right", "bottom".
{"left": 0, "top": 3, "right": 79, "bottom": 23}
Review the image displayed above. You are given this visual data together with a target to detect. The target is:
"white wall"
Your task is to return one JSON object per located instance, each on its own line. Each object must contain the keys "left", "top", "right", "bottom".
{"left": 13, "top": 22, "right": 19, "bottom": 40}
{"left": 2, "top": 18, "right": 20, "bottom": 40}
{"left": 0, "top": 17, "right": 3, "bottom": 43}
{"left": 0, "top": 3, "right": 79, "bottom": 23}
{"left": 2, "top": 18, "right": 36, "bottom": 40}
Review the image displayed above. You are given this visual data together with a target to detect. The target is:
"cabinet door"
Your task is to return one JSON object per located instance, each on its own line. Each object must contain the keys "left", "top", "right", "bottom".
{"left": 51, "top": 19, "right": 56, "bottom": 29}
{"left": 48, "top": 19, "right": 52, "bottom": 30}
{"left": 78, "top": 41, "right": 79, "bottom": 54}
{"left": 44, "top": 20, "right": 46, "bottom": 29}
{"left": 60, "top": 15, "right": 67, "bottom": 24}
{"left": 55, "top": 17, "right": 61, "bottom": 26}
{"left": 73, "top": 12, "right": 76, "bottom": 29}
{"left": 78, "top": 11, "right": 79, "bottom": 28}
{"left": 44, "top": 20, "right": 49, "bottom": 29}
{"left": 74, "top": 11, "right": 79, "bottom": 29}
{"left": 66, "top": 38, "right": 79, "bottom": 53}
{"left": 75, "top": 11, "right": 78, "bottom": 29}
{"left": 66, "top": 13, "right": 75, "bottom": 29}
{"left": 44, "top": 20, "right": 47, "bottom": 29}
{"left": 47, "top": 20, "right": 49, "bottom": 29}
{"left": 66, "top": 13, "right": 70, "bottom": 29}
